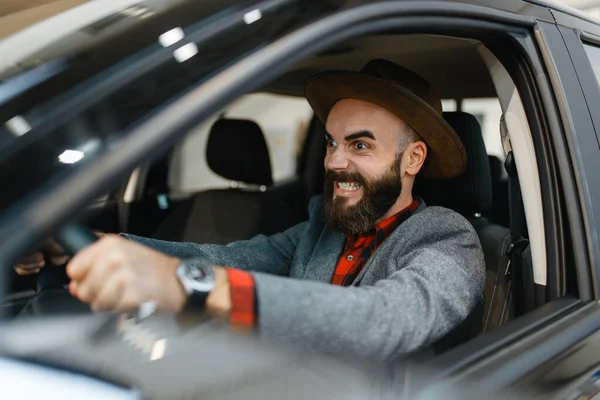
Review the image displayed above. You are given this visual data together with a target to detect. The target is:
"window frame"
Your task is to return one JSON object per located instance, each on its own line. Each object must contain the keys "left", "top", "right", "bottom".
{"left": 543, "top": 25, "right": 600, "bottom": 300}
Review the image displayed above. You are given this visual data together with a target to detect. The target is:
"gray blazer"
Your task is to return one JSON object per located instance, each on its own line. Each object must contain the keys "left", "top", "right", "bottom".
{"left": 126, "top": 197, "right": 485, "bottom": 361}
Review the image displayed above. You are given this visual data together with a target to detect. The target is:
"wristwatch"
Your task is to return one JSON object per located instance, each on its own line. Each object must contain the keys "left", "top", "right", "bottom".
{"left": 176, "top": 257, "right": 216, "bottom": 312}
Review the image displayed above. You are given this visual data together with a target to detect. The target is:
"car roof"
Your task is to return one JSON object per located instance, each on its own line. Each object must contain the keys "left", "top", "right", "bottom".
{"left": 0, "top": 0, "right": 594, "bottom": 79}
{"left": 265, "top": 34, "right": 495, "bottom": 99}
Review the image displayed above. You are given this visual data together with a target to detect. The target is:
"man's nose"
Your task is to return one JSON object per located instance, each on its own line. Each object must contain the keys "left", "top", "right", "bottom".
{"left": 326, "top": 149, "right": 349, "bottom": 170}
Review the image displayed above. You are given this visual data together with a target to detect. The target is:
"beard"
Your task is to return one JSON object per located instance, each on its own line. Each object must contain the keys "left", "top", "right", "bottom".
{"left": 322, "top": 155, "right": 403, "bottom": 235}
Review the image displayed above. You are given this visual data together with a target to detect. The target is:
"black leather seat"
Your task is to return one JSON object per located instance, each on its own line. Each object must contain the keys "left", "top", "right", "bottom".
{"left": 153, "top": 118, "right": 297, "bottom": 244}
{"left": 415, "top": 112, "right": 513, "bottom": 352}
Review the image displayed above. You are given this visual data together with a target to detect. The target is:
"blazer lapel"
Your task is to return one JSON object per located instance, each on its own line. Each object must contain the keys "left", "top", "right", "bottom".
{"left": 302, "top": 229, "right": 345, "bottom": 283}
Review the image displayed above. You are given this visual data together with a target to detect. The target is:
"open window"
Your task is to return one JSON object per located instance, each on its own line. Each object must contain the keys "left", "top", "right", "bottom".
{"left": 111, "top": 28, "right": 571, "bottom": 346}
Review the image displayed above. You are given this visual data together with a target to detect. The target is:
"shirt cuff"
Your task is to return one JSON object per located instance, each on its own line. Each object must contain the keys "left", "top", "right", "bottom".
{"left": 225, "top": 267, "right": 257, "bottom": 330}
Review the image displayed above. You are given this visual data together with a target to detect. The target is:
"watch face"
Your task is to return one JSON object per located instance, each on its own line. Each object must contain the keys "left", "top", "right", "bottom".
{"left": 178, "top": 258, "right": 215, "bottom": 294}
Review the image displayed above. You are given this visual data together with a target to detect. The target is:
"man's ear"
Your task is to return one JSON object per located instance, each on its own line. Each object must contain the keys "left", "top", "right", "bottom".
{"left": 404, "top": 141, "right": 427, "bottom": 177}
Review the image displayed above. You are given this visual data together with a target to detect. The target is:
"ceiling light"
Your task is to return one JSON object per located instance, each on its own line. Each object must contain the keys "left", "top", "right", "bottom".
{"left": 58, "top": 150, "right": 84, "bottom": 164}
{"left": 5, "top": 116, "right": 31, "bottom": 137}
{"left": 244, "top": 9, "right": 262, "bottom": 24}
{"left": 158, "top": 27, "right": 184, "bottom": 47}
{"left": 173, "top": 43, "right": 198, "bottom": 63}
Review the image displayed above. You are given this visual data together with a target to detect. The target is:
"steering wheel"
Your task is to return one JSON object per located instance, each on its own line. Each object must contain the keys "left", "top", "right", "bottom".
{"left": 53, "top": 225, "right": 99, "bottom": 256}
{"left": 23, "top": 225, "right": 98, "bottom": 316}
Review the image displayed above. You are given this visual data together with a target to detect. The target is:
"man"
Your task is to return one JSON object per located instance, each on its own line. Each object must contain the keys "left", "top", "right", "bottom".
{"left": 16, "top": 60, "right": 485, "bottom": 361}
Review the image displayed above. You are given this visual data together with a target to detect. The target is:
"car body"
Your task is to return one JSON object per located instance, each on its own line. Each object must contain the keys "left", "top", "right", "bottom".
{"left": 2, "top": 0, "right": 600, "bottom": 398}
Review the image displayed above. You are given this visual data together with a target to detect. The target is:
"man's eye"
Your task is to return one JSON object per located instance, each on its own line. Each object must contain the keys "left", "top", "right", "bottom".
{"left": 354, "top": 142, "right": 368, "bottom": 150}
{"left": 326, "top": 139, "right": 337, "bottom": 147}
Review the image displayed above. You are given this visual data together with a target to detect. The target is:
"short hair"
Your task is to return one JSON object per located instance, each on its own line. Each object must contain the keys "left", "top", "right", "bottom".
{"left": 399, "top": 124, "right": 422, "bottom": 150}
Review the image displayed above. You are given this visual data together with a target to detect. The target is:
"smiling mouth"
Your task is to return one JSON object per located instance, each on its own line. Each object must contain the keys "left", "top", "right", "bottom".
{"left": 336, "top": 181, "right": 363, "bottom": 191}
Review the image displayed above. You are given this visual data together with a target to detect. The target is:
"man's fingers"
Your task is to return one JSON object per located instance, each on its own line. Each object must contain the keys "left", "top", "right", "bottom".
{"left": 14, "top": 266, "right": 42, "bottom": 276}
{"left": 66, "top": 237, "right": 108, "bottom": 281}
{"left": 49, "top": 255, "right": 70, "bottom": 266}
{"left": 113, "top": 290, "right": 147, "bottom": 313}
{"left": 20, "top": 252, "right": 44, "bottom": 265}
{"left": 40, "top": 239, "right": 66, "bottom": 256}
{"left": 90, "top": 269, "right": 146, "bottom": 313}
{"left": 70, "top": 237, "right": 128, "bottom": 304}
{"left": 90, "top": 273, "right": 125, "bottom": 312}
{"left": 15, "top": 260, "right": 45, "bottom": 270}
{"left": 15, "top": 255, "right": 45, "bottom": 275}
{"left": 73, "top": 257, "right": 115, "bottom": 304}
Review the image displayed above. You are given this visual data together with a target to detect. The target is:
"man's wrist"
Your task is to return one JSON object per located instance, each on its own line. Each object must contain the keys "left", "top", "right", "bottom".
{"left": 205, "top": 267, "right": 232, "bottom": 316}
{"left": 170, "top": 257, "right": 188, "bottom": 313}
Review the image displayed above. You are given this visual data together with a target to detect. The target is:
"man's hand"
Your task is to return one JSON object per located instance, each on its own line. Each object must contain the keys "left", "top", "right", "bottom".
{"left": 14, "top": 239, "right": 70, "bottom": 276}
{"left": 14, "top": 252, "right": 45, "bottom": 276}
{"left": 14, "top": 232, "right": 105, "bottom": 276}
{"left": 66, "top": 235, "right": 187, "bottom": 313}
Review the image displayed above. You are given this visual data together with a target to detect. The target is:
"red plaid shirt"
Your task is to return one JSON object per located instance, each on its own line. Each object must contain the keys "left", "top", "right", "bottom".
{"left": 226, "top": 199, "right": 421, "bottom": 329}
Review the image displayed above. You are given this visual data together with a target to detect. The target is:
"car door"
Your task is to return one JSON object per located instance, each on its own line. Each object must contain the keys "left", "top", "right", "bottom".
{"left": 0, "top": 0, "right": 599, "bottom": 397}
{"left": 428, "top": 8, "right": 600, "bottom": 398}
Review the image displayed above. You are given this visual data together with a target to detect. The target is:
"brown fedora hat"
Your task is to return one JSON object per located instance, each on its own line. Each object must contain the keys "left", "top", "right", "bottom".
{"left": 304, "top": 59, "right": 467, "bottom": 180}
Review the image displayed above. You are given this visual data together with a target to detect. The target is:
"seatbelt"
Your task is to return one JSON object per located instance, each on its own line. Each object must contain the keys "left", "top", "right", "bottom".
{"left": 500, "top": 115, "right": 530, "bottom": 317}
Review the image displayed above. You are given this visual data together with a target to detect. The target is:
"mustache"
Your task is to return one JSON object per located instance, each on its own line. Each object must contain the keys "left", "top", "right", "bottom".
{"left": 324, "top": 170, "right": 366, "bottom": 185}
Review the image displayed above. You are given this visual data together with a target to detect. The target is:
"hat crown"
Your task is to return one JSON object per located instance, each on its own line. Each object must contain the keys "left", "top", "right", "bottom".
{"left": 361, "top": 59, "right": 443, "bottom": 115}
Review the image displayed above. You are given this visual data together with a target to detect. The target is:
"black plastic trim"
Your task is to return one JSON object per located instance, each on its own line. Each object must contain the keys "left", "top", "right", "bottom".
{"left": 565, "top": 29, "right": 600, "bottom": 299}
{"left": 579, "top": 30, "right": 600, "bottom": 47}
{"left": 453, "top": 301, "right": 600, "bottom": 393}
{"left": 430, "top": 297, "right": 581, "bottom": 376}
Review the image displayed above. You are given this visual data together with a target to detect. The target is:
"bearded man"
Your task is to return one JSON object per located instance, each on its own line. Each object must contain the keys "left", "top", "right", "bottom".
{"left": 21, "top": 60, "right": 485, "bottom": 361}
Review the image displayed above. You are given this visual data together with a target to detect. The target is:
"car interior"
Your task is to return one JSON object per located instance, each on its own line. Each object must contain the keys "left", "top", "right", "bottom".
{"left": 4, "top": 32, "right": 543, "bottom": 355}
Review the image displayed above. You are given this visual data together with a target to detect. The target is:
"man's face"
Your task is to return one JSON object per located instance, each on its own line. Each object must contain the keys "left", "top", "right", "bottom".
{"left": 322, "top": 99, "right": 411, "bottom": 235}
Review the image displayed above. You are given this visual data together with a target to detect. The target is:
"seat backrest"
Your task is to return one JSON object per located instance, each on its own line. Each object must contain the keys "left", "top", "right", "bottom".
{"left": 153, "top": 118, "right": 296, "bottom": 244}
{"left": 416, "top": 112, "right": 513, "bottom": 353}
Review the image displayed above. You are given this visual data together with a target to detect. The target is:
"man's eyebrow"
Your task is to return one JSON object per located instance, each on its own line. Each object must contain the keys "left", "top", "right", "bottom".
{"left": 344, "top": 131, "right": 376, "bottom": 141}
{"left": 323, "top": 130, "right": 376, "bottom": 141}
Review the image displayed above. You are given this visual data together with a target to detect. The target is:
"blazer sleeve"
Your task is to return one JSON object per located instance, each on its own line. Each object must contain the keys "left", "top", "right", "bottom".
{"left": 250, "top": 211, "right": 485, "bottom": 361}
{"left": 123, "top": 221, "right": 308, "bottom": 276}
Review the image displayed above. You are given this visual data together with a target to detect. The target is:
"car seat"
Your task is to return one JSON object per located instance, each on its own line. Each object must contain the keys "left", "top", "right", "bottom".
{"left": 153, "top": 118, "right": 297, "bottom": 244}
{"left": 415, "top": 112, "right": 514, "bottom": 353}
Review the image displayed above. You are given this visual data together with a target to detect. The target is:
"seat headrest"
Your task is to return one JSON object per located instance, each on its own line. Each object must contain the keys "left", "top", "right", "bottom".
{"left": 206, "top": 118, "right": 273, "bottom": 186}
{"left": 414, "top": 112, "right": 492, "bottom": 213}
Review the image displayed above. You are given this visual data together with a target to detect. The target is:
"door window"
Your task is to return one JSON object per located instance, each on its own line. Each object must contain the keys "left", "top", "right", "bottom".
{"left": 583, "top": 42, "right": 600, "bottom": 89}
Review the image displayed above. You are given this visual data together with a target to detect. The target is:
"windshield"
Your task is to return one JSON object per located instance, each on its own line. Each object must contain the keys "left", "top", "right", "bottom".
{"left": 0, "top": 0, "right": 300, "bottom": 222}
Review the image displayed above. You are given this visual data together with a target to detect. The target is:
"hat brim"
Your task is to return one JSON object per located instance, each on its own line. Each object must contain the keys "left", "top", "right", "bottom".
{"left": 305, "top": 71, "right": 467, "bottom": 180}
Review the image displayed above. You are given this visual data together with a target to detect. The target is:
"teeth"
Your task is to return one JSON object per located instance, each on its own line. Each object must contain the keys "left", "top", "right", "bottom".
{"left": 337, "top": 182, "right": 362, "bottom": 191}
